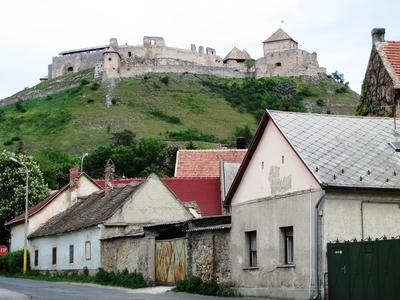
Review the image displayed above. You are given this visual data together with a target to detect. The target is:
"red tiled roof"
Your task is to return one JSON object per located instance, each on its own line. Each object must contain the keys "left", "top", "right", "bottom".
{"left": 5, "top": 184, "right": 69, "bottom": 226}
{"left": 384, "top": 41, "right": 400, "bottom": 80}
{"left": 175, "top": 149, "right": 247, "bottom": 177}
{"left": 95, "top": 177, "right": 222, "bottom": 216}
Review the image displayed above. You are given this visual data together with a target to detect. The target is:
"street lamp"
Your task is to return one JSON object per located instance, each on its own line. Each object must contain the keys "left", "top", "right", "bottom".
{"left": 10, "top": 157, "right": 29, "bottom": 274}
{"left": 80, "top": 153, "right": 88, "bottom": 174}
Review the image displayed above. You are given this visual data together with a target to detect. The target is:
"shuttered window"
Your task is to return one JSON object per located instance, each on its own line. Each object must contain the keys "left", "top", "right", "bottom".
{"left": 85, "top": 241, "right": 91, "bottom": 260}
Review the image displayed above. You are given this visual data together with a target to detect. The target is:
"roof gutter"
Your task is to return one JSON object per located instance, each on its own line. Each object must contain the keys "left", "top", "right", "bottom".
{"left": 321, "top": 183, "right": 400, "bottom": 193}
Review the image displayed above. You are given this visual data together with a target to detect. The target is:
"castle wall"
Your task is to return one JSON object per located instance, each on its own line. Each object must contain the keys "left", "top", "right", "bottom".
{"left": 51, "top": 51, "right": 103, "bottom": 79}
{"left": 263, "top": 40, "right": 298, "bottom": 55}
{"left": 255, "top": 49, "right": 325, "bottom": 78}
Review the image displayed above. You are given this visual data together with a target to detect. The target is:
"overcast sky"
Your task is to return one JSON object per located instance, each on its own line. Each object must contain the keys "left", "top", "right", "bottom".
{"left": 0, "top": 0, "right": 399, "bottom": 99}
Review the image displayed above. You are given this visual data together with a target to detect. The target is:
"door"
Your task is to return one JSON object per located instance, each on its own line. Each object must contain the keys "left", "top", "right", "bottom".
{"left": 328, "top": 243, "right": 349, "bottom": 300}
{"left": 155, "top": 238, "right": 187, "bottom": 284}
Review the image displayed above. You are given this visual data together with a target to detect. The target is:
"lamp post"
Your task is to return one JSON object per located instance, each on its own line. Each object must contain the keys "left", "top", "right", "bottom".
{"left": 80, "top": 153, "right": 88, "bottom": 174}
{"left": 10, "top": 157, "right": 29, "bottom": 274}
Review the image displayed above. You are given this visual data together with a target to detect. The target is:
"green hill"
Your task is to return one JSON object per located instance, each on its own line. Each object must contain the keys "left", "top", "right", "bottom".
{"left": 0, "top": 70, "right": 359, "bottom": 155}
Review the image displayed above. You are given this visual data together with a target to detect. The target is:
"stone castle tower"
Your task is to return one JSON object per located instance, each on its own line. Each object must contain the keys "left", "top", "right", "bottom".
{"left": 46, "top": 28, "right": 326, "bottom": 82}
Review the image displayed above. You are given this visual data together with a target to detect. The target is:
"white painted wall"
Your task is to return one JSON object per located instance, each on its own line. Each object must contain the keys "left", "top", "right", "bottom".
{"left": 9, "top": 175, "right": 100, "bottom": 251}
{"left": 29, "top": 227, "right": 101, "bottom": 271}
{"left": 232, "top": 120, "right": 320, "bottom": 205}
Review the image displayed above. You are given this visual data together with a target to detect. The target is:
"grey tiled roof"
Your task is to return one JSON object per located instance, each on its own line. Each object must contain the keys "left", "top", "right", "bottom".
{"left": 264, "top": 28, "right": 297, "bottom": 43}
{"left": 270, "top": 110, "right": 400, "bottom": 189}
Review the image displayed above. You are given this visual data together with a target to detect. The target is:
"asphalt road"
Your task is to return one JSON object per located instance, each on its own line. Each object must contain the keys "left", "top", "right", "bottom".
{"left": 0, "top": 276, "right": 259, "bottom": 300}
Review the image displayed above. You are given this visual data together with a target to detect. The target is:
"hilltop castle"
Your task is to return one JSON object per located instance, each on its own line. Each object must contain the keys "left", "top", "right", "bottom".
{"left": 46, "top": 29, "right": 326, "bottom": 82}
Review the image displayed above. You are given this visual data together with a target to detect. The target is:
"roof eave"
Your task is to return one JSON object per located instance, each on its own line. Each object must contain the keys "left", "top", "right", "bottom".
{"left": 321, "top": 183, "right": 400, "bottom": 193}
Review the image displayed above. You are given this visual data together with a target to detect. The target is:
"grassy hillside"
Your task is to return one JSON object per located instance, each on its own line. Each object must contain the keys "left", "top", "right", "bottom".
{"left": 0, "top": 70, "right": 359, "bottom": 155}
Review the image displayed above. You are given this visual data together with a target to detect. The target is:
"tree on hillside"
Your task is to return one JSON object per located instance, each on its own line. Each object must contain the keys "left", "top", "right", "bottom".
{"left": 0, "top": 150, "right": 48, "bottom": 245}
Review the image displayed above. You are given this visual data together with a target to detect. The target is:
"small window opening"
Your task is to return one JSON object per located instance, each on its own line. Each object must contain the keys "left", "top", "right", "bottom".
{"left": 52, "top": 247, "right": 57, "bottom": 265}
{"left": 69, "top": 245, "right": 74, "bottom": 264}
{"left": 85, "top": 241, "right": 91, "bottom": 260}
{"left": 281, "top": 227, "right": 294, "bottom": 264}
{"left": 128, "top": 51, "right": 132, "bottom": 58}
{"left": 67, "top": 66, "right": 73, "bottom": 72}
{"left": 282, "top": 155, "right": 285, "bottom": 164}
{"left": 276, "top": 62, "right": 282, "bottom": 67}
{"left": 246, "top": 231, "right": 257, "bottom": 267}
{"left": 108, "top": 57, "right": 112, "bottom": 61}
{"left": 34, "top": 250, "right": 39, "bottom": 266}
{"left": 261, "top": 161, "right": 264, "bottom": 169}
{"left": 150, "top": 40, "right": 155, "bottom": 46}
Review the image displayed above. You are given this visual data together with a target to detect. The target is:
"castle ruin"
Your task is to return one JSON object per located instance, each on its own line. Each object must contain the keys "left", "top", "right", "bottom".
{"left": 47, "top": 29, "right": 326, "bottom": 82}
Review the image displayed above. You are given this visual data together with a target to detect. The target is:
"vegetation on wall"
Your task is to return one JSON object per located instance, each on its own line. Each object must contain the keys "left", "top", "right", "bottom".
{"left": 175, "top": 276, "right": 236, "bottom": 297}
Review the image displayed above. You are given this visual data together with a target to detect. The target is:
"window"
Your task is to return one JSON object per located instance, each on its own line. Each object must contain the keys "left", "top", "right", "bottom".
{"left": 108, "top": 57, "right": 112, "bottom": 61}
{"left": 128, "top": 51, "right": 132, "bottom": 58}
{"left": 281, "top": 227, "right": 294, "bottom": 264}
{"left": 52, "top": 247, "right": 57, "bottom": 265}
{"left": 275, "top": 62, "right": 282, "bottom": 67}
{"left": 69, "top": 245, "right": 74, "bottom": 264}
{"left": 34, "top": 250, "right": 39, "bottom": 266}
{"left": 85, "top": 241, "right": 91, "bottom": 260}
{"left": 67, "top": 66, "right": 73, "bottom": 72}
{"left": 246, "top": 231, "right": 257, "bottom": 267}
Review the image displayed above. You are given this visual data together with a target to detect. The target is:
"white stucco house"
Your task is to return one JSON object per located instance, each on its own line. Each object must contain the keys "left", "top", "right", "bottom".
{"left": 224, "top": 110, "right": 400, "bottom": 299}
{"left": 5, "top": 169, "right": 102, "bottom": 251}
{"left": 28, "top": 174, "right": 193, "bottom": 273}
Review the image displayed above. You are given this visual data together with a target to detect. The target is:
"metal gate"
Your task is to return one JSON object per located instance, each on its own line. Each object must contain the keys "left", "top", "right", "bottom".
{"left": 155, "top": 238, "right": 187, "bottom": 284}
{"left": 327, "top": 238, "right": 400, "bottom": 300}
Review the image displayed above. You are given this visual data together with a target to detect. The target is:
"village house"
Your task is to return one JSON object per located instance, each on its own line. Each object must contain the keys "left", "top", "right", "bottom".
{"left": 5, "top": 168, "right": 101, "bottom": 252}
{"left": 224, "top": 110, "right": 400, "bottom": 299}
{"left": 28, "top": 174, "right": 193, "bottom": 281}
{"left": 359, "top": 28, "right": 400, "bottom": 116}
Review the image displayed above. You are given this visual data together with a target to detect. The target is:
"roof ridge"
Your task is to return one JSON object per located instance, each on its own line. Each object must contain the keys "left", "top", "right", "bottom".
{"left": 267, "top": 109, "right": 398, "bottom": 120}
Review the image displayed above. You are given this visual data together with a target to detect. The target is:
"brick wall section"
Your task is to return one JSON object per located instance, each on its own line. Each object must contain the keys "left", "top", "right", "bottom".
{"left": 187, "top": 229, "right": 231, "bottom": 285}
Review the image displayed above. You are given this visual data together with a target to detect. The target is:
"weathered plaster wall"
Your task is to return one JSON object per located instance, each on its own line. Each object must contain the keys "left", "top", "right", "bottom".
{"left": 10, "top": 176, "right": 100, "bottom": 251}
{"left": 29, "top": 226, "right": 101, "bottom": 271}
{"left": 106, "top": 175, "right": 192, "bottom": 224}
{"left": 232, "top": 120, "right": 320, "bottom": 205}
{"left": 231, "top": 189, "right": 323, "bottom": 299}
{"left": 101, "top": 236, "right": 156, "bottom": 282}
{"left": 188, "top": 230, "right": 231, "bottom": 285}
{"left": 359, "top": 45, "right": 398, "bottom": 116}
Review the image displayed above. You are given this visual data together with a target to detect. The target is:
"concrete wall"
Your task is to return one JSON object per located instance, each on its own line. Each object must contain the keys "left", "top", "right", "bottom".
{"left": 230, "top": 190, "right": 323, "bottom": 299}
{"left": 232, "top": 119, "right": 320, "bottom": 205}
{"left": 101, "top": 236, "right": 156, "bottom": 282}
{"left": 106, "top": 174, "right": 192, "bottom": 225}
{"left": 188, "top": 229, "right": 231, "bottom": 285}
{"left": 10, "top": 176, "right": 100, "bottom": 251}
{"left": 29, "top": 227, "right": 101, "bottom": 272}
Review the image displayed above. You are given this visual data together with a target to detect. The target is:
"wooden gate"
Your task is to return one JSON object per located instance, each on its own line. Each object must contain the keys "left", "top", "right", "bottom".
{"left": 155, "top": 238, "right": 187, "bottom": 284}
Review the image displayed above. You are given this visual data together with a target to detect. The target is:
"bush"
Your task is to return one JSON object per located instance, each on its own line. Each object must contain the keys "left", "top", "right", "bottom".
{"left": 80, "top": 78, "right": 90, "bottom": 85}
{"left": 150, "top": 109, "right": 181, "bottom": 124}
{"left": 166, "top": 128, "right": 217, "bottom": 142}
{"left": 82, "top": 266, "right": 89, "bottom": 277}
{"left": 160, "top": 76, "right": 169, "bottom": 85}
{"left": 335, "top": 86, "right": 348, "bottom": 94}
{"left": 0, "top": 250, "right": 24, "bottom": 274}
{"left": 90, "top": 82, "right": 100, "bottom": 91}
{"left": 15, "top": 100, "right": 27, "bottom": 113}
{"left": 45, "top": 95, "right": 52, "bottom": 100}
{"left": 316, "top": 98, "right": 325, "bottom": 107}
{"left": 175, "top": 276, "right": 235, "bottom": 297}
{"left": 86, "top": 98, "right": 94, "bottom": 104}
{"left": 95, "top": 268, "right": 145, "bottom": 289}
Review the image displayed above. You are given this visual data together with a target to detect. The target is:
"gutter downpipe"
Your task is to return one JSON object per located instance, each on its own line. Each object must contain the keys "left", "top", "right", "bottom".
{"left": 312, "top": 191, "right": 325, "bottom": 300}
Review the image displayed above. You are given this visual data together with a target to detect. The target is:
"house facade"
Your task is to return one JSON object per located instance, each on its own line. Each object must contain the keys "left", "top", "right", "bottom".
{"left": 28, "top": 174, "right": 193, "bottom": 278}
{"left": 225, "top": 110, "right": 400, "bottom": 299}
{"left": 5, "top": 169, "right": 101, "bottom": 251}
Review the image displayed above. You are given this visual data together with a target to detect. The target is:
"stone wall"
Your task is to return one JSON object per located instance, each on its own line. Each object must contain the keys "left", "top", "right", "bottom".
{"left": 359, "top": 45, "right": 399, "bottom": 116}
{"left": 101, "top": 236, "right": 156, "bottom": 283}
{"left": 187, "top": 229, "right": 231, "bottom": 285}
{"left": 51, "top": 51, "right": 103, "bottom": 79}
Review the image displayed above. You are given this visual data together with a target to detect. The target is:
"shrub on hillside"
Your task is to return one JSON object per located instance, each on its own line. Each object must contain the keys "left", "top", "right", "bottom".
{"left": 90, "top": 82, "right": 100, "bottom": 91}
{"left": 166, "top": 128, "right": 217, "bottom": 143}
{"left": 0, "top": 250, "right": 24, "bottom": 274}
{"left": 150, "top": 109, "right": 181, "bottom": 124}
{"left": 15, "top": 100, "right": 26, "bottom": 113}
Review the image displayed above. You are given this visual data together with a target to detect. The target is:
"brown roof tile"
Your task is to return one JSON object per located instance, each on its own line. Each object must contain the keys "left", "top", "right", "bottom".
{"left": 175, "top": 149, "right": 247, "bottom": 177}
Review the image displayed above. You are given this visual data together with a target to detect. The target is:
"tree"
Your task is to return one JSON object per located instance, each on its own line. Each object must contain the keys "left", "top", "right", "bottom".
{"left": 0, "top": 150, "right": 48, "bottom": 245}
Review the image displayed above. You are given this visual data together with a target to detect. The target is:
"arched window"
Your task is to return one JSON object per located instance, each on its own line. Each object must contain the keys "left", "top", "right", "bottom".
{"left": 67, "top": 66, "right": 73, "bottom": 72}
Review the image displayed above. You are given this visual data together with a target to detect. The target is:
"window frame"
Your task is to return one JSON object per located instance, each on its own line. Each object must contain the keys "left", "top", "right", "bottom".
{"left": 34, "top": 249, "right": 39, "bottom": 266}
{"left": 52, "top": 247, "right": 57, "bottom": 265}
{"left": 283, "top": 227, "right": 294, "bottom": 265}
{"left": 69, "top": 245, "right": 74, "bottom": 264}
{"left": 246, "top": 231, "right": 257, "bottom": 267}
{"left": 85, "top": 241, "right": 91, "bottom": 261}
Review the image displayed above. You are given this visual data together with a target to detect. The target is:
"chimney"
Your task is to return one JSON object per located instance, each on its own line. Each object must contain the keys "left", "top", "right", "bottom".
{"left": 371, "top": 28, "right": 385, "bottom": 44}
{"left": 69, "top": 167, "right": 79, "bottom": 182}
{"left": 104, "top": 159, "right": 115, "bottom": 193}
{"left": 236, "top": 137, "right": 246, "bottom": 149}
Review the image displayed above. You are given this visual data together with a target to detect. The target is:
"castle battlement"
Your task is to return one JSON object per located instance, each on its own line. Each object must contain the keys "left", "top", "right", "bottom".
{"left": 46, "top": 29, "right": 326, "bottom": 82}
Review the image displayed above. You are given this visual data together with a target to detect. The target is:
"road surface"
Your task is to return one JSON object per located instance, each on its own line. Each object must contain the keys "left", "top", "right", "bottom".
{"left": 0, "top": 276, "right": 265, "bottom": 300}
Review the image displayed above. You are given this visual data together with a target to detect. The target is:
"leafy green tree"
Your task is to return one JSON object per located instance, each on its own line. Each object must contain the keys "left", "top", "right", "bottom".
{"left": 35, "top": 147, "right": 79, "bottom": 189}
{"left": 0, "top": 150, "right": 48, "bottom": 245}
